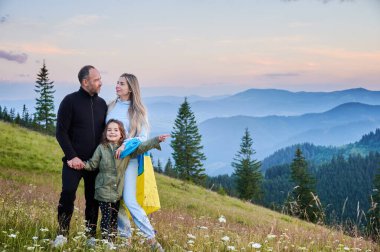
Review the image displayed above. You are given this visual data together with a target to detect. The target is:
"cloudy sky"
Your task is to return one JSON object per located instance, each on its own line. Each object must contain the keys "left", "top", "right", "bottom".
{"left": 0, "top": 0, "right": 379, "bottom": 99}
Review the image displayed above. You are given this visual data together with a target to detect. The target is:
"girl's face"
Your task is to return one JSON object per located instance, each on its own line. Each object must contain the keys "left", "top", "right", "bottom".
{"left": 116, "top": 76, "right": 131, "bottom": 100}
{"left": 106, "top": 122, "right": 122, "bottom": 144}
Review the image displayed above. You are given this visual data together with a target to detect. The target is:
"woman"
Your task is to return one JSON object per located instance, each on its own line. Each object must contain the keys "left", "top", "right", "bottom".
{"left": 107, "top": 73, "right": 164, "bottom": 251}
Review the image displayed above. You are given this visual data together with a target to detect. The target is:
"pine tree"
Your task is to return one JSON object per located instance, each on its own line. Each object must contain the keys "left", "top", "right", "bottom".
{"left": 156, "top": 159, "right": 163, "bottom": 173}
{"left": 367, "top": 165, "right": 380, "bottom": 241}
{"left": 171, "top": 98, "right": 206, "bottom": 184}
{"left": 287, "top": 148, "right": 323, "bottom": 223}
{"left": 34, "top": 61, "right": 56, "bottom": 132}
{"left": 21, "top": 104, "right": 30, "bottom": 126}
{"left": 232, "top": 128, "right": 262, "bottom": 202}
{"left": 164, "top": 158, "right": 176, "bottom": 178}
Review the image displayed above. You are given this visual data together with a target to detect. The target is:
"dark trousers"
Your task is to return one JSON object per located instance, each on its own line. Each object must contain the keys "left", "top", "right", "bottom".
{"left": 99, "top": 201, "right": 120, "bottom": 240}
{"left": 57, "top": 164, "right": 99, "bottom": 236}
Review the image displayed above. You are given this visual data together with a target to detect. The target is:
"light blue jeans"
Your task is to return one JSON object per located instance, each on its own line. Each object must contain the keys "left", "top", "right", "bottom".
{"left": 117, "top": 158, "right": 155, "bottom": 239}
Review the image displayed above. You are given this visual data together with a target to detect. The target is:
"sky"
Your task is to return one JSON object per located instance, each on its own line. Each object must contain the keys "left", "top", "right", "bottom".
{"left": 0, "top": 0, "right": 379, "bottom": 101}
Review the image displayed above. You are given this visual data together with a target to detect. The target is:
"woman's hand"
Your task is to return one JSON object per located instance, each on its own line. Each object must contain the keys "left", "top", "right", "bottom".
{"left": 115, "top": 144, "right": 125, "bottom": 159}
{"left": 158, "top": 134, "right": 171, "bottom": 142}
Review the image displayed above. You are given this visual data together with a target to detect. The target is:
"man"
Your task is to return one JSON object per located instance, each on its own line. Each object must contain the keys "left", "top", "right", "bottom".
{"left": 55, "top": 65, "right": 107, "bottom": 244}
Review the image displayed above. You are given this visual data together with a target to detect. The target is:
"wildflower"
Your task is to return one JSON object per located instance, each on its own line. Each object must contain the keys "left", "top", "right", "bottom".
{"left": 221, "top": 236, "right": 230, "bottom": 242}
{"left": 344, "top": 247, "right": 350, "bottom": 251}
{"left": 227, "top": 245, "right": 236, "bottom": 251}
{"left": 187, "top": 240, "right": 195, "bottom": 244}
{"left": 136, "top": 231, "right": 145, "bottom": 237}
{"left": 250, "top": 242, "right": 262, "bottom": 249}
{"left": 52, "top": 235, "right": 67, "bottom": 247}
{"left": 27, "top": 247, "right": 35, "bottom": 251}
{"left": 218, "top": 215, "right": 226, "bottom": 223}
{"left": 198, "top": 226, "right": 208, "bottom": 230}
{"left": 40, "top": 228, "right": 49, "bottom": 232}
{"left": 267, "top": 234, "right": 277, "bottom": 240}
{"left": 8, "top": 233, "right": 17, "bottom": 238}
{"left": 32, "top": 236, "right": 38, "bottom": 240}
{"left": 187, "top": 234, "right": 196, "bottom": 239}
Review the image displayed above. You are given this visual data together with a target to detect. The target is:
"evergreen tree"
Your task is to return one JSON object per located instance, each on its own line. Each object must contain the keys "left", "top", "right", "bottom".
{"left": 34, "top": 61, "right": 56, "bottom": 132}
{"left": 156, "top": 159, "right": 163, "bottom": 173}
{"left": 287, "top": 148, "right": 323, "bottom": 223}
{"left": 21, "top": 104, "right": 30, "bottom": 126}
{"left": 367, "top": 164, "right": 380, "bottom": 241}
{"left": 171, "top": 98, "right": 206, "bottom": 184}
{"left": 0, "top": 105, "right": 3, "bottom": 120}
{"left": 232, "top": 128, "right": 262, "bottom": 202}
{"left": 9, "top": 108, "right": 15, "bottom": 121}
{"left": 164, "top": 158, "right": 176, "bottom": 178}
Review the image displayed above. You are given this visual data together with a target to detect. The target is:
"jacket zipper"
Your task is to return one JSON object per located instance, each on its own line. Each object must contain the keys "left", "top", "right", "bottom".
{"left": 91, "top": 97, "right": 96, "bottom": 147}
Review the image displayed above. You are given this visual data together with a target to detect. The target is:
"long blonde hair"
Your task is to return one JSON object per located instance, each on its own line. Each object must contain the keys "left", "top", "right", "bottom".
{"left": 108, "top": 73, "right": 149, "bottom": 137}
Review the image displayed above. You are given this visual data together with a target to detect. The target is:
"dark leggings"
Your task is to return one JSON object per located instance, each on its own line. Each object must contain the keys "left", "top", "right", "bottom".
{"left": 99, "top": 201, "right": 120, "bottom": 240}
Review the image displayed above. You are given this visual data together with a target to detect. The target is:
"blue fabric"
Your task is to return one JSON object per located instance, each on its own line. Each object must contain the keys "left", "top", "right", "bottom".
{"left": 120, "top": 138, "right": 141, "bottom": 159}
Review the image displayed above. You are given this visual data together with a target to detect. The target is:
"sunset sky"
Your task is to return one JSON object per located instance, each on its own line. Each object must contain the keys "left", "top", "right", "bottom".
{"left": 0, "top": 0, "right": 379, "bottom": 99}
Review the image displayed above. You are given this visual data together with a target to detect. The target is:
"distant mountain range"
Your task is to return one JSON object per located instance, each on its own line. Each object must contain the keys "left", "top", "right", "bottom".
{"left": 146, "top": 87, "right": 380, "bottom": 132}
{"left": 261, "top": 128, "right": 380, "bottom": 172}
{"left": 197, "top": 102, "right": 380, "bottom": 175}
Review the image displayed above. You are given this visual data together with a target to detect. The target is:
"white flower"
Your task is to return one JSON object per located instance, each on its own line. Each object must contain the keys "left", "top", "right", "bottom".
{"left": 40, "top": 228, "right": 49, "bottom": 232}
{"left": 250, "top": 242, "right": 262, "bottom": 249}
{"left": 218, "top": 215, "right": 226, "bottom": 223}
{"left": 8, "top": 233, "right": 17, "bottom": 238}
{"left": 198, "top": 226, "right": 208, "bottom": 230}
{"left": 221, "top": 236, "right": 230, "bottom": 242}
{"left": 187, "top": 240, "right": 195, "bottom": 244}
{"left": 52, "top": 235, "right": 67, "bottom": 247}
{"left": 27, "top": 247, "right": 35, "bottom": 251}
{"left": 267, "top": 234, "right": 277, "bottom": 239}
{"left": 227, "top": 245, "right": 236, "bottom": 251}
{"left": 187, "top": 234, "right": 196, "bottom": 239}
{"left": 344, "top": 247, "right": 350, "bottom": 251}
{"left": 32, "top": 236, "right": 38, "bottom": 240}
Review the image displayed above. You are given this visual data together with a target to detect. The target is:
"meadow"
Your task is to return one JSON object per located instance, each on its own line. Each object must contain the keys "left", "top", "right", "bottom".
{"left": 0, "top": 121, "right": 378, "bottom": 251}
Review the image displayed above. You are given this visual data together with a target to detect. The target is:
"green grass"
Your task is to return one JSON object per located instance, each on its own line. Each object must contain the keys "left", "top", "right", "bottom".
{"left": 0, "top": 121, "right": 378, "bottom": 251}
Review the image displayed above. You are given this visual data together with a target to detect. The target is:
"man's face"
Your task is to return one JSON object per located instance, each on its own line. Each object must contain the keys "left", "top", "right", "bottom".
{"left": 84, "top": 68, "right": 102, "bottom": 95}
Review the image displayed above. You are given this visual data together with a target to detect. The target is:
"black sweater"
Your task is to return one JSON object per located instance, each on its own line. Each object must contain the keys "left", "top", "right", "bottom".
{"left": 56, "top": 87, "right": 108, "bottom": 162}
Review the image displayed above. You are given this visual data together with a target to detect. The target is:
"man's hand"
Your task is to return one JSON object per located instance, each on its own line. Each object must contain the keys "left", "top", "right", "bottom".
{"left": 67, "top": 157, "right": 85, "bottom": 170}
{"left": 158, "top": 134, "right": 171, "bottom": 142}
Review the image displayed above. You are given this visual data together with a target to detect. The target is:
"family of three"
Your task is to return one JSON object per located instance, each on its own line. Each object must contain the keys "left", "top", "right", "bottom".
{"left": 54, "top": 65, "right": 167, "bottom": 251}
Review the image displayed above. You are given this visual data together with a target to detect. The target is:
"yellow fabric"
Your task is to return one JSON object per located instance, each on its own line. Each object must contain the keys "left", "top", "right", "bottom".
{"left": 121, "top": 155, "right": 161, "bottom": 217}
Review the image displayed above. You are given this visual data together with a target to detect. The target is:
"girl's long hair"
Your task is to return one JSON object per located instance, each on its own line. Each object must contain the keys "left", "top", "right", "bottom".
{"left": 108, "top": 73, "right": 149, "bottom": 137}
{"left": 101, "top": 119, "right": 127, "bottom": 146}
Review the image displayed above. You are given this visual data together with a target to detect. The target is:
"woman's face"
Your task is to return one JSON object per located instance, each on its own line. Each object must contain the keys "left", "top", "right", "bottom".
{"left": 116, "top": 76, "right": 131, "bottom": 100}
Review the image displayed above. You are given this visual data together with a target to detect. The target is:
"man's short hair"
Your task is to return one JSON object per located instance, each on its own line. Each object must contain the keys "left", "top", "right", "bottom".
{"left": 78, "top": 65, "right": 95, "bottom": 84}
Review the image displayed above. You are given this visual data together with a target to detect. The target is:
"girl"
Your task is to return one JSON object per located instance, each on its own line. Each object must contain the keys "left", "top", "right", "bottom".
{"left": 69, "top": 119, "right": 169, "bottom": 241}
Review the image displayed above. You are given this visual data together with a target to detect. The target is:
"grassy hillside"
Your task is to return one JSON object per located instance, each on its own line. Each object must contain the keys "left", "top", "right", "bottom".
{"left": 0, "top": 121, "right": 378, "bottom": 251}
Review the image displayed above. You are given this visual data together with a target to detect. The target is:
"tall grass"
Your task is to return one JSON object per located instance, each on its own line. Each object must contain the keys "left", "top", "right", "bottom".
{"left": 0, "top": 121, "right": 378, "bottom": 251}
